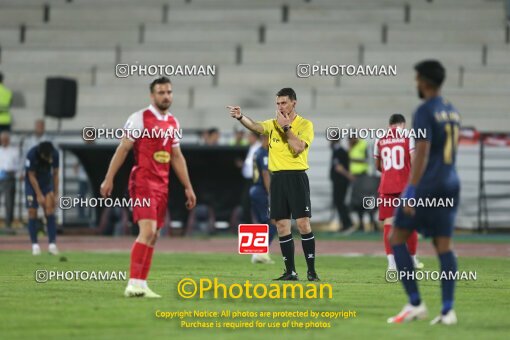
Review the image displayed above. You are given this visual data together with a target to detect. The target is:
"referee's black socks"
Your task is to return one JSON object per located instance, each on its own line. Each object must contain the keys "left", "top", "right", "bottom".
{"left": 301, "top": 232, "right": 316, "bottom": 273}
{"left": 278, "top": 234, "right": 296, "bottom": 274}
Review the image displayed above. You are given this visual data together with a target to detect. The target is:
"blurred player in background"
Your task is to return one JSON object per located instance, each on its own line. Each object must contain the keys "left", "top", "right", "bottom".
{"left": 388, "top": 60, "right": 461, "bottom": 325}
{"left": 228, "top": 87, "right": 319, "bottom": 281}
{"left": 25, "top": 142, "right": 59, "bottom": 255}
{"left": 374, "top": 114, "right": 423, "bottom": 270}
{"left": 250, "top": 133, "right": 277, "bottom": 264}
{"left": 100, "top": 77, "right": 196, "bottom": 298}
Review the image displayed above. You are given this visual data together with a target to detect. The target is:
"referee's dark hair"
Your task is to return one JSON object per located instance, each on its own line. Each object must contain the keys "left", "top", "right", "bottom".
{"left": 414, "top": 60, "right": 445, "bottom": 89}
{"left": 276, "top": 88, "right": 297, "bottom": 101}
{"left": 150, "top": 77, "right": 172, "bottom": 93}
{"left": 389, "top": 114, "right": 406, "bottom": 125}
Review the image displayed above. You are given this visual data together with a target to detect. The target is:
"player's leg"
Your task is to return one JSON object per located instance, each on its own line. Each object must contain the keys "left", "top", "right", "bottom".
{"left": 139, "top": 192, "right": 168, "bottom": 298}
{"left": 407, "top": 231, "right": 423, "bottom": 269}
{"left": 382, "top": 217, "right": 395, "bottom": 270}
{"left": 140, "top": 230, "right": 157, "bottom": 279}
{"left": 379, "top": 195, "right": 396, "bottom": 269}
{"left": 296, "top": 217, "right": 319, "bottom": 281}
{"left": 26, "top": 187, "right": 40, "bottom": 255}
{"left": 429, "top": 207, "right": 458, "bottom": 325}
{"left": 250, "top": 188, "right": 275, "bottom": 264}
{"left": 387, "top": 207, "right": 427, "bottom": 323}
{"left": 270, "top": 173, "right": 296, "bottom": 280}
{"left": 125, "top": 218, "right": 157, "bottom": 297}
{"left": 291, "top": 172, "right": 318, "bottom": 281}
{"left": 274, "top": 218, "right": 297, "bottom": 280}
{"left": 43, "top": 191, "right": 58, "bottom": 255}
{"left": 27, "top": 207, "right": 40, "bottom": 255}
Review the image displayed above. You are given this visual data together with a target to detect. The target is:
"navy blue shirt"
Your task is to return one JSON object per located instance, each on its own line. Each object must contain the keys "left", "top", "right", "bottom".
{"left": 413, "top": 96, "right": 460, "bottom": 195}
{"left": 25, "top": 146, "right": 59, "bottom": 189}
{"left": 252, "top": 147, "right": 269, "bottom": 191}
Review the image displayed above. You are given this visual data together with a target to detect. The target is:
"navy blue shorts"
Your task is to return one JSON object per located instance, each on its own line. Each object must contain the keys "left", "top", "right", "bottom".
{"left": 394, "top": 189, "right": 459, "bottom": 238}
{"left": 25, "top": 183, "right": 53, "bottom": 209}
{"left": 249, "top": 186, "right": 270, "bottom": 224}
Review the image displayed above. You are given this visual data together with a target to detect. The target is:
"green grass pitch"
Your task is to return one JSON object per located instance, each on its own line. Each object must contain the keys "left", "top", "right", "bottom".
{"left": 0, "top": 251, "right": 508, "bottom": 340}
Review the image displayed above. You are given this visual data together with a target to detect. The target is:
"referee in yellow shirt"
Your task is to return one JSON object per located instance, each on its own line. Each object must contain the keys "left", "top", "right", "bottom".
{"left": 227, "top": 88, "right": 318, "bottom": 281}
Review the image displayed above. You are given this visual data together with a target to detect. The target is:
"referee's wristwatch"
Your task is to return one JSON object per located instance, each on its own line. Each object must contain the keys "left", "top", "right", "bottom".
{"left": 283, "top": 125, "right": 291, "bottom": 133}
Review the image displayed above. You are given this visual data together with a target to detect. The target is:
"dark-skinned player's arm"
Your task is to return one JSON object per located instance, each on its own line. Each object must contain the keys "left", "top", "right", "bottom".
{"left": 402, "top": 140, "right": 430, "bottom": 216}
{"left": 100, "top": 137, "right": 134, "bottom": 198}
{"left": 28, "top": 171, "right": 45, "bottom": 206}
{"left": 226, "top": 106, "right": 264, "bottom": 134}
{"left": 52, "top": 167, "right": 59, "bottom": 208}
{"left": 262, "top": 169, "right": 271, "bottom": 195}
{"left": 170, "top": 146, "right": 197, "bottom": 210}
{"left": 52, "top": 150, "right": 60, "bottom": 199}
{"left": 374, "top": 143, "right": 382, "bottom": 172}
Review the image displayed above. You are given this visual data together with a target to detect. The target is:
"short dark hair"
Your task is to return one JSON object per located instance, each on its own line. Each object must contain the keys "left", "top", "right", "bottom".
{"left": 414, "top": 60, "right": 445, "bottom": 88}
{"left": 150, "top": 77, "right": 171, "bottom": 93}
{"left": 276, "top": 88, "right": 297, "bottom": 101}
{"left": 0, "top": 72, "right": 3, "bottom": 83}
{"left": 207, "top": 127, "right": 219, "bottom": 135}
{"left": 389, "top": 114, "right": 406, "bottom": 125}
{"left": 37, "top": 142, "right": 54, "bottom": 160}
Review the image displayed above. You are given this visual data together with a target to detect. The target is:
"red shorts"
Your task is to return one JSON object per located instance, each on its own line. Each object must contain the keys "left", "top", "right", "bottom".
{"left": 378, "top": 193, "right": 401, "bottom": 221}
{"left": 129, "top": 185, "right": 168, "bottom": 229}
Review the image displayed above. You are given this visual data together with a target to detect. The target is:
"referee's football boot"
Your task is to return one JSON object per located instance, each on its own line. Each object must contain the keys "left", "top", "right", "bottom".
{"left": 307, "top": 271, "right": 320, "bottom": 282}
{"left": 273, "top": 269, "right": 299, "bottom": 281}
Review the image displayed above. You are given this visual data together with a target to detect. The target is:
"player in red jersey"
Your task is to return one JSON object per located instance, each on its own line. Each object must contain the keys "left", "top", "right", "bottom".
{"left": 100, "top": 77, "right": 196, "bottom": 298}
{"left": 374, "top": 114, "right": 423, "bottom": 270}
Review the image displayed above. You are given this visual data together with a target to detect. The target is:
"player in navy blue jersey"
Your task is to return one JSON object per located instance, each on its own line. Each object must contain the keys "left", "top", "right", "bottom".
{"left": 388, "top": 60, "right": 461, "bottom": 325}
{"left": 249, "top": 134, "right": 277, "bottom": 264}
{"left": 25, "top": 141, "right": 60, "bottom": 256}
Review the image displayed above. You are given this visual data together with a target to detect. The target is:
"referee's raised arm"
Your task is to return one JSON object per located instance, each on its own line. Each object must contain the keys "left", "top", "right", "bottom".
{"left": 226, "top": 105, "right": 264, "bottom": 134}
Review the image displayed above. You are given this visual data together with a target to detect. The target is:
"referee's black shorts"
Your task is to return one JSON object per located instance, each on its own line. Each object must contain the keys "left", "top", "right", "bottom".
{"left": 270, "top": 170, "right": 311, "bottom": 220}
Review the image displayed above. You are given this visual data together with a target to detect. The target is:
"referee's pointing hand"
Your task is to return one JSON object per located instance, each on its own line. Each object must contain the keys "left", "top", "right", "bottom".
{"left": 226, "top": 105, "right": 242, "bottom": 119}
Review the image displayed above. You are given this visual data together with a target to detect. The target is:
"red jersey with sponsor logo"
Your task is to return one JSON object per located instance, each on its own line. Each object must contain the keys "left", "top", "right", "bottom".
{"left": 374, "top": 128, "right": 415, "bottom": 194}
{"left": 124, "top": 105, "right": 180, "bottom": 194}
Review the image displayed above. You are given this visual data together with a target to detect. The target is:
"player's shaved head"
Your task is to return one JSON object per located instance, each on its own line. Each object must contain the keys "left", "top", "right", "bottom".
{"left": 389, "top": 114, "right": 406, "bottom": 125}
{"left": 414, "top": 60, "right": 445, "bottom": 89}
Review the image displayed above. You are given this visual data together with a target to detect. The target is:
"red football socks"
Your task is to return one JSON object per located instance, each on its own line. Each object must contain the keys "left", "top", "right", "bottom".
{"left": 129, "top": 241, "right": 148, "bottom": 279}
{"left": 383, "top": 224, "right": 392, "bottom": 255}
{"left": 141, "top": 246, "right": 155, "bottom": 280}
